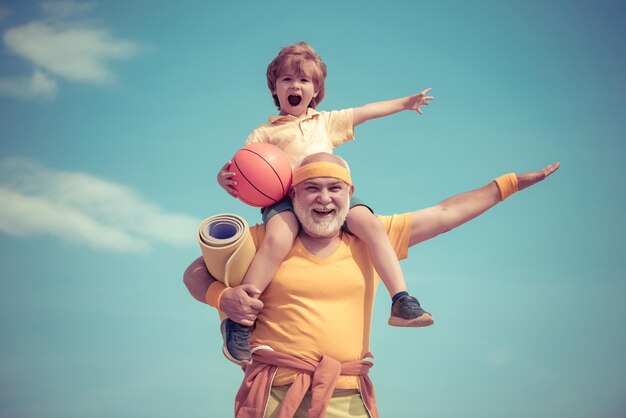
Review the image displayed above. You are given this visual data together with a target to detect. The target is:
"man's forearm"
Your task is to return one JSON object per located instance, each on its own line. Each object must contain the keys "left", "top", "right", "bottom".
{"left": 437, "top": 182, "right": 501, "bottom": 232}
{"left": 182, "top": 257, "right": 263, "bottom": 325}
{"left": 183, "top": 257, "right": 216, "bottom": 304}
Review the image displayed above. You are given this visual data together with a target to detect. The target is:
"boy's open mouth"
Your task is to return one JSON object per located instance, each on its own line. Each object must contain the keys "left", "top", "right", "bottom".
{"left": 288, "top": 95, "right": 302, "bottom": 106}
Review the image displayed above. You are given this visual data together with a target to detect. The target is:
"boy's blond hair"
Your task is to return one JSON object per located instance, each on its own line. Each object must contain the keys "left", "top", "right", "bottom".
{"left": 266, "top": 42, "right": 327, "bottom": 110}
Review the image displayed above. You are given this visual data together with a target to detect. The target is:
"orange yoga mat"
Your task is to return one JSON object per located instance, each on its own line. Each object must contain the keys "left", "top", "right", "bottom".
{"left": 197, "top": 213, "right": 256, "bottom": 288}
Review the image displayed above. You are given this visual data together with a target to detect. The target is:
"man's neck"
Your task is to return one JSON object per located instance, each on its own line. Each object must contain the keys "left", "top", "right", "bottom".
{"left": 298, "top": 230, "right": 342, "bottom": 258}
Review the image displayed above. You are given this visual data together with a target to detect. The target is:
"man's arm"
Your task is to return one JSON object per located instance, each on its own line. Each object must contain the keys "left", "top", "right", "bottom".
{"left": 183, "top": 257, "right": 215, "bottom": 303}
{"left": 409, "top": 162, "right": 560, "bottom": 247}
{"left": 352, "top": 88, "right": 433, "bottom": 127}
{"left": 183, "top": 257, "right": 263, "bottom": 326}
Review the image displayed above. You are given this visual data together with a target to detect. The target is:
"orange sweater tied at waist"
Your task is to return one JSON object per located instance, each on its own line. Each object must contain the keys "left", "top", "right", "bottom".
{"left": 235, "top": 347, "right": 379, "bottom": 418}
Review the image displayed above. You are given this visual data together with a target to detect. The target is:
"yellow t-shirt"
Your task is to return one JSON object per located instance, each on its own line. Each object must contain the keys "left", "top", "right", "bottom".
{"left": 245, "top": 108, "right": 354, "bottom": 166}
{"left": 249, "top": 213, "right": 412, "bottom": 389}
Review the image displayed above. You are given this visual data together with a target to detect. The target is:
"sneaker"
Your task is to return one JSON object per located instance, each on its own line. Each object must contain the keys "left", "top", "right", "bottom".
{"left": 220, "top": 318, "right": 252, "bottom": 366}
{"left": 388, "top": 295, "right": 434, "bottom": 327}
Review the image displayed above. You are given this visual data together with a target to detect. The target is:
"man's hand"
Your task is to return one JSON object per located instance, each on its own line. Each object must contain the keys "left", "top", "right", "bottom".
{"left": 220, "top": 284, "right": 263, "bottom": 326}
{"left": 405, "top": 88, "right": 434, "bottom": 115}
{"left": 518, "top": 162, "right": 561, "bottom": 191}
{"left": 217, "top": 160, "right": 238, "bottom": 197}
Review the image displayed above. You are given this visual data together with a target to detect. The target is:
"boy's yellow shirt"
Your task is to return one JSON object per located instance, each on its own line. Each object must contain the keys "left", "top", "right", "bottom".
{"left": 249, "top": 213, "right": 412, "bottom": 388}
{"left": 245, "top": 108, "right": 354, "bottom": 166}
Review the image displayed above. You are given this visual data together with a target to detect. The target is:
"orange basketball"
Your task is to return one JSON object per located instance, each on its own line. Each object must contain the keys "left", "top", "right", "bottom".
{"left": 231, "top": 143, "right": 292, "bottom": 207}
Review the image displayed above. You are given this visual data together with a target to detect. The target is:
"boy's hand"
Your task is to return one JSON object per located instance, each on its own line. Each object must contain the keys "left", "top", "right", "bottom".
{"left": 406, "top": 88, "right": 434, "bottom": 115}
{"left": 217, "top": 160, "right": 238, "bottom": 197}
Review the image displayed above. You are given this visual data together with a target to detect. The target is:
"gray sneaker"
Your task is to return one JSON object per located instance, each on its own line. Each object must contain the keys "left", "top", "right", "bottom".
{"left": 220, "top": 318, "right": 252, "bottom": 366}
{"left": 388, "top": 295, "right": 434, "bottom": 327}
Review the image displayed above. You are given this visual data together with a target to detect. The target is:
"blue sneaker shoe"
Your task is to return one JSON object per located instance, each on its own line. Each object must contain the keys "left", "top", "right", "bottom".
{"left": 220, "top": 318, "right": 252, "bottom": 365}
{"left": 388, "top": 295, "right": 434, "bottom": 327}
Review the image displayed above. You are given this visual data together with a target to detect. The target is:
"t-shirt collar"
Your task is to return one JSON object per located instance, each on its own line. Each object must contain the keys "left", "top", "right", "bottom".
{"left": 268, "top": 108, "right": 319, "bottom": 124}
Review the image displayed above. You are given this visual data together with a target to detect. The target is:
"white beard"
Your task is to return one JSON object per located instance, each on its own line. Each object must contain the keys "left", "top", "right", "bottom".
{"left": 293, "top": 196, "right": 349, "bottom": 238}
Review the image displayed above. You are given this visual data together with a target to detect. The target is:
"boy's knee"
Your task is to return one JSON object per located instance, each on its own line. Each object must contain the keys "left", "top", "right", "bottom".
{"left": 349, "top": 209, "right": 384, "bottom": 234}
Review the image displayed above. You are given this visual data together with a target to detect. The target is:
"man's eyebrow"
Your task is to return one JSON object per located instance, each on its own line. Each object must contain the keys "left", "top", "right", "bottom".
{"left": 301, "top": 179, "right": 345, "bottom": 187}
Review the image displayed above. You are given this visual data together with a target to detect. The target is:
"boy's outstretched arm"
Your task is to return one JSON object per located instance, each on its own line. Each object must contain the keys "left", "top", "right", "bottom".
{"left": 353, "top": 88, "right": 433, "bottom": 127}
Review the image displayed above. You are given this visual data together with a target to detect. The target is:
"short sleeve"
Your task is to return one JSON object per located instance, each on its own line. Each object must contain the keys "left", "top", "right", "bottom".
{"left": 244, "top": 128, "right": 267, "bottom": 145}
{"left": 379, "top": 213, "right": 412, "bottom": 260}
{"left": 324, "top": 108, "right": 354, "bottom": 147}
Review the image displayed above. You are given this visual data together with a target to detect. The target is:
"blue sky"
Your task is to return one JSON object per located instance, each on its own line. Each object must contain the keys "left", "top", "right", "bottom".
{"left": 1, "top": 1, "right": 624, "bottom": 417}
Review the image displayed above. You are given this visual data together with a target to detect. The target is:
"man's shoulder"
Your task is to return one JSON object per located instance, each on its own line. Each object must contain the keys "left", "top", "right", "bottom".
{"left": 249, "top": 223, "right": 266, "bottom": 247}
{"left": 377, "top": 213, "right": 412, "bottom": 259}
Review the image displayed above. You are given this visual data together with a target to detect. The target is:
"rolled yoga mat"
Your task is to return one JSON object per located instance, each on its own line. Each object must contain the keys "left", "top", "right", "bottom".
{"left": 197, "top": 213, "right": 256, "bottom": 288}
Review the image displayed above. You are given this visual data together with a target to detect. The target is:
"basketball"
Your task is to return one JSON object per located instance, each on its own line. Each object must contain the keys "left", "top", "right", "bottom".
{"left": 230, "top": 143, "right": 293, "bottom": 207}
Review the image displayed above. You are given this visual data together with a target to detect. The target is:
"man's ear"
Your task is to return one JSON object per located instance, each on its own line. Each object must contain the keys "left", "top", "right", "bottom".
{"left": 289, "top": 187, "right": 295, "bottom": 199}
{"left": 349, "top": 185, "right": 354, "bottom": 198}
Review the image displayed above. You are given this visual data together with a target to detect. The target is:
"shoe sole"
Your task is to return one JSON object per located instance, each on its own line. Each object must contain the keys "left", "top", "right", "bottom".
{"left": 388, "top": 313, "right": 434, "bottom": 327}
{"left": 222, "top": 346, "right": 252, "bottom": 367}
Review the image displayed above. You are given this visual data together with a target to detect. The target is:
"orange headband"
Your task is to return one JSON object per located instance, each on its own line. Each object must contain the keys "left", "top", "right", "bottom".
{"left": 292, "top": 162, "right": 352, "bottom": 186}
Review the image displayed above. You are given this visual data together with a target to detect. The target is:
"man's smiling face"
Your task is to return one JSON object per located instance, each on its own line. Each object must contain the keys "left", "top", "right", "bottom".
{"left": 292, "top": 177, "right": 352, "bottom": 238}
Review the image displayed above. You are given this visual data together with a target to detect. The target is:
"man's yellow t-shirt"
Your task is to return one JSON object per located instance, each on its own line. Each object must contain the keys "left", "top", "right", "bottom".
{"left": 248, "top": 213, "right": 412, "bottom": 389}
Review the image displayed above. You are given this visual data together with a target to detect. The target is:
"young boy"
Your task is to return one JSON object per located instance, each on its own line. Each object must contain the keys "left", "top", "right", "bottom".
{"left": 217, "top": 42, "right": 434, "bottom": 365}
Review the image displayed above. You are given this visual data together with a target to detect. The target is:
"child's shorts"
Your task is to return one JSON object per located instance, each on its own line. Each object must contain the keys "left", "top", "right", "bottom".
{"left": 261, "top": 195, "right": 372, "bottom": 232}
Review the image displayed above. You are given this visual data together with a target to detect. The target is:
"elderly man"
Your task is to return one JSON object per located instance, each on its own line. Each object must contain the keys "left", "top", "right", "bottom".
{"left": 184, "top": 152, "right": 559, "bottom": 418}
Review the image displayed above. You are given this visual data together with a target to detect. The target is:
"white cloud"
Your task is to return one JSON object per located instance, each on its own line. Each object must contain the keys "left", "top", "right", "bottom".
{"left": 0, "top": 1, "right": 140, "bottom": 99}
{"left": 0, "top": 158, "right": 201, "bottom": 254}
{"left": 0, "top": 70, "right": 58, "bottom": 100}
{"left": 4, "top": 21, "right": 139, "bottom": 83}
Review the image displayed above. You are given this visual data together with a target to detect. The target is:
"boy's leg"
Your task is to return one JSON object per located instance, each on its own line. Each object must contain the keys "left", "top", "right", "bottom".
{"left": 222, "top": 209, "right": 299, "bottom": 365}
{"left": 347, "top": 205, "right": 433, "bottom": 328}
{"left": 242, "top": 210, "right": 299, "bottom": 291}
